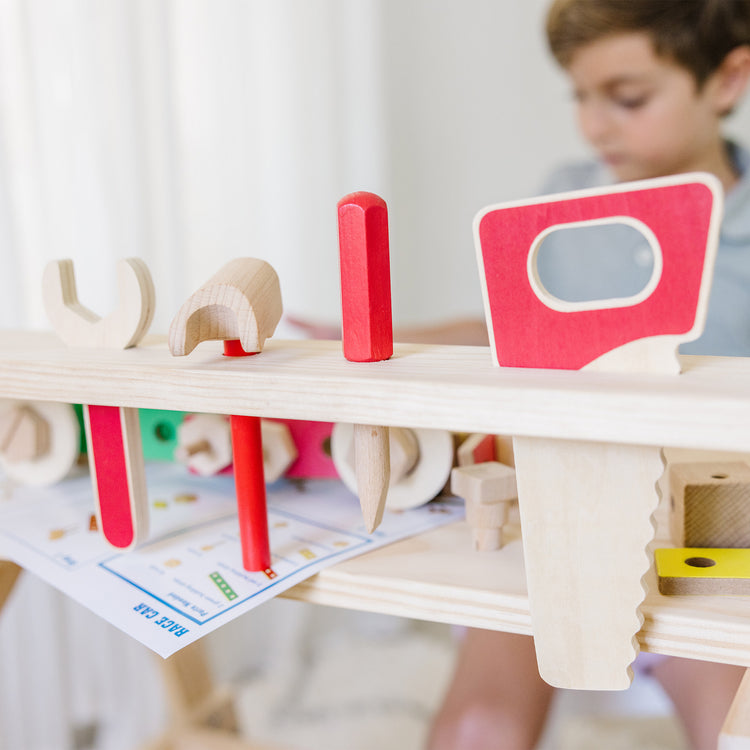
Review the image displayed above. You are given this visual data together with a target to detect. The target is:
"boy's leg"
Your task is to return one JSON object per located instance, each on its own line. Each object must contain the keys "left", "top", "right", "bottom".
{"left": 426, "top": 629, "right": 555, "bottom": 750}
{"left": 650, "top": 656, "right": 745, "bottom": 750}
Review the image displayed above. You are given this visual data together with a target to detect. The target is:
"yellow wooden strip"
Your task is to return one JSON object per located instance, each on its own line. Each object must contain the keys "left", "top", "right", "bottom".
{"left": 656, "top": 548, "right": 750, "bottom": 596}
{"left": 656, "top": 548, "right": 750, "bottom": 579}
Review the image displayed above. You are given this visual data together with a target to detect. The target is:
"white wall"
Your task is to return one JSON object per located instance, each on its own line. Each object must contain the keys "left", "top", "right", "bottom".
{"left": 0, "top": 0, "right": 585, "bottom": 338}
{"left": 2, "top": 0, "right": 749, "bottom": 333}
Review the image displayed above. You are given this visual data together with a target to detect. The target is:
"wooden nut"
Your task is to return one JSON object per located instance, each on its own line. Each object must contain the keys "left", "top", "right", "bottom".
{"left": 260, "top": 419, "right": 298, "bottom": 483}
{"left": 0, "top": 404, "right": 50, "bottom": 463}
{"left": 451, "top": 461, "right": 517, "bottom": 504}
{"left": 175, "top": 414, "right": 232, "bottom": 476}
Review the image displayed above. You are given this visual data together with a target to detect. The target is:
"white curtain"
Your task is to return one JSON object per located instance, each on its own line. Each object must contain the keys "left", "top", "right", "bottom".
{"left": 0, "top": 0, "right": 594, "bottom": 336}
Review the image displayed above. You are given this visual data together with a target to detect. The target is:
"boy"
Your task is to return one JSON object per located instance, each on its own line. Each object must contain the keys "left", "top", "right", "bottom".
{"left": 426, "top": 1, "right": 750, "bottom": 749}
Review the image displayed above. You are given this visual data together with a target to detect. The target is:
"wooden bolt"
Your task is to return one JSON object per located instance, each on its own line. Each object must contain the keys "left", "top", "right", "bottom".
{"left": 260, "top": 419, "right": 298, "bottom": 483}
{"left": 175, "top": 414, "right": 233, "bottom": 477}
{"left": 451, "top": 461, "right": 517, "bottom": 551}
{"left": 388, "top": 427, "right": 419, "bottom": 486}
{"left": 0, "top": 404, "right": 51, "bottom": 464}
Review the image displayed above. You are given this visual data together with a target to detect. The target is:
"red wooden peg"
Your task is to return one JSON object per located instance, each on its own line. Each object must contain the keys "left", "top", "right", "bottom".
{"left": 338, "top": 191, "right": 393, "bottom": 363}
{"left": 224, "top": 340, "right": 272, "bottom": 573}
{"left": 230, "top": 413, "right": 271, "bottom": 573}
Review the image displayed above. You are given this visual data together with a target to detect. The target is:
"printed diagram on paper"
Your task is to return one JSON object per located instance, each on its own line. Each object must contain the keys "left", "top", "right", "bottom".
{"left": 0, "top": 464, "right": 463, "bottom": 657}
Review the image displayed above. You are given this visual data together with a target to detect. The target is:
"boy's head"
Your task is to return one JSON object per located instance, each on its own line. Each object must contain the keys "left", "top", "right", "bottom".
{"left": 547, "top": 0, "right": 750, "bottom": 87}
{"left": 545, "top": 0, "right": 750, "bottom": 185}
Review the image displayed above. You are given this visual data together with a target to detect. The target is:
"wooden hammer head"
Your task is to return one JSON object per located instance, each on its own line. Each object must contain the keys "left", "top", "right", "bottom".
{"left": 169, "top": 258, "right": 282, "bottom": 356}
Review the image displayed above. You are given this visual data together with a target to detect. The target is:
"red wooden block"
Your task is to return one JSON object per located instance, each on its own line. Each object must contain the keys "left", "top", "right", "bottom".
{"left": 457, "top": 433, "right": 496, "bottom": 467}
{"left": 338, "top": 191, "right": 393, "bottom": 363}
{"left": 475, "top": 175, "right": 721, "bottom": 370}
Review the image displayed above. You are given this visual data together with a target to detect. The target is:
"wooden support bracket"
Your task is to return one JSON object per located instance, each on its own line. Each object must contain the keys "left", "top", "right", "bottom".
{"left": 720, "top": 668, "right": 750, "bottom": 749}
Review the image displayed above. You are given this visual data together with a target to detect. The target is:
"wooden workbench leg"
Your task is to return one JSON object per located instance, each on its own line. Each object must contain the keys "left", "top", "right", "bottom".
{"left": 513, "top": 436, "right": 663, "bottom": 690}
{"left": 720, "top": 668, "right": 750, "bottom": 749}
{"left": 158, "top": 640, "right": 238, "bottom": 733}
{"left": 0, "top": 560, "right": 22, "bottom": 615}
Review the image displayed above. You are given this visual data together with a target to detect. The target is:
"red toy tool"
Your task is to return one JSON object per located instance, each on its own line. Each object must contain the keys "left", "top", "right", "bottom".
{"left": 475, "top": 173, "right": 721, "bottom": 371}
{"left": 338, "top": 191, "right": 393, "bottom": 362}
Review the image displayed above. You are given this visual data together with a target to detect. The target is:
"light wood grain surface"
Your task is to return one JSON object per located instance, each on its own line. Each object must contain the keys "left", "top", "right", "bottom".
{"left": 2, "top": 332, "right": 750, "bottom": 451}
{"left": 283, "top": 507, "right": 750, "bottom": 669}
{"left": 4, "top": 331, "right": 750, "bottom": 668}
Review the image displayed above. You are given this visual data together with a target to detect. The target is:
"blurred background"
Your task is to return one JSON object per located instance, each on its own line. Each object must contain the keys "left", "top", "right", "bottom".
{"left": 1, "top": 1, "right": 749, "bottom": 748}
{"left": 0, "top": 0, "right": 590, "bottom": 337}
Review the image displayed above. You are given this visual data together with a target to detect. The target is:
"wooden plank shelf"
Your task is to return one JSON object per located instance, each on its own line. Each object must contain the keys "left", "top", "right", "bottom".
{"left": 2, "top": 331, "right": 750, "bottom": 452}
{"left": 4, "top": 330, "right": 750, "bottom": 677}
{"left": 283, "top": 508, "right": 750, "bottom": 669}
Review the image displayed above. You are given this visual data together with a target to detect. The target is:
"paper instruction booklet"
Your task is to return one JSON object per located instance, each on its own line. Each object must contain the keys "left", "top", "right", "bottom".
{"left": 0, "top": 464, "right": 463, "bottom": 657}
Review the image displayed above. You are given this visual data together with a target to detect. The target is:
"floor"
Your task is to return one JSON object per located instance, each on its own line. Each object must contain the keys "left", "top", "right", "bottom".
{"left": 206, "top": 599, "right": 688, "bottom": 750}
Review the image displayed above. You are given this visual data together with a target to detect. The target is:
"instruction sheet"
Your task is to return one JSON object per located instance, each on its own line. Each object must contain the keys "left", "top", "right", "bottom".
{"left": 0, "top": 464, "right": 463, "bottom": 657}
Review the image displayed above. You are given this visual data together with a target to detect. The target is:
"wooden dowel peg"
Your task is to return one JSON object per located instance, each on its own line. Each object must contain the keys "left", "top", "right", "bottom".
{"left": 331, "top": 424, "right": 453, "bottom": 513}
{"left": 337, "top": 191, "right": 393, "bottom": 363}
{"left": 222, "top": 339, "right": 272, "bottom": 573}
{"left": 230, "top": 413, "right": 271, "bottom": 573}
{"left": 354, "top": 424, "right": 390, "bottom": 533}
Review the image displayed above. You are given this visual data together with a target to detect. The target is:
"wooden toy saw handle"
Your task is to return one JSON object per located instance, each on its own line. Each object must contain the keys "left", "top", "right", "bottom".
{"left": 473, "top": 175, "right": 723, "bottom": 690}
{"left": 474, "top": 173, "right": 722, "bottom": 373}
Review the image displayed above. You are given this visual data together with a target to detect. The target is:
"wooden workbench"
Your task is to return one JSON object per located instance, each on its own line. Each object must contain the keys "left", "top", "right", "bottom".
{"left": 2, "top": 330, "right": 750, "bottom": 687}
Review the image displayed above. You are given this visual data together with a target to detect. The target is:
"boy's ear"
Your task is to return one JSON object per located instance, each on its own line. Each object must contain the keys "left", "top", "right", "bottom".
{"left": 714, "top": 44, "right": 750, "bottom": 116}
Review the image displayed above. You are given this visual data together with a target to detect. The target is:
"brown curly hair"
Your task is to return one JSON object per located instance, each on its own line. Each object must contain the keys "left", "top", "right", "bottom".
{"left": 546, "top": 0, "right": 750, "bottom": 85}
